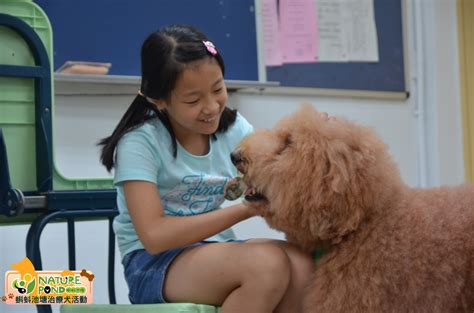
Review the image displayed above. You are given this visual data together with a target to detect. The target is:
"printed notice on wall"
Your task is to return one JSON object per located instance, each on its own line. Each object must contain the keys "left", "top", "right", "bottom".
{"left": 262, "top": 0, "right": 283, "bottom": 66}
{"left": 279, "top": 0, "right": 319, "bottom": 63}
{"left": 314, "top": 0, "right": 348, "bottom": 61}
{"left": 315, "top": 0, "right": 379, "bottom": 62}
{"left": 344, "top": 0, "right": 379, "bottom": 62}
{"left": 260, "top": 0, "right": 379, "bottom": 64}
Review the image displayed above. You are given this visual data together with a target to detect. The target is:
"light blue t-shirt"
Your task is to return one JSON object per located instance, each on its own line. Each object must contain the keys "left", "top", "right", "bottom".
{"left": 113, "top": 112, "right": 253, "bottom": 259}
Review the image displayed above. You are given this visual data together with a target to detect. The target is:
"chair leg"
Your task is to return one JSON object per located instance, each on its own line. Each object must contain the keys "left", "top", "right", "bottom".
{"left": 25, "top": 209, "right": 118, "bottom": 313}
{"left": 26, "top": 217, "right": 41, "bottom": 267}
{"left": 108, "top": 216, "right": 116, "bottom": 304}
{"left": 67, "top": 218, "right": 76, "bottom": 270}
{"left": 26, "top": 211, "right": 65, "bottom": 313}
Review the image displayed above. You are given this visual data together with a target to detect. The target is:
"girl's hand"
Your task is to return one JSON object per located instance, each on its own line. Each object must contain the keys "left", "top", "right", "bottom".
{"left": 231, "top": 202, "right": 259, "bottom": 218}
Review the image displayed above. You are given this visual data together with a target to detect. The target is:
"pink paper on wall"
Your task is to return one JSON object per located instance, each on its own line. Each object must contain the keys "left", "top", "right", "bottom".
{"left": 262, "top": 0, "right": 283, "bottom": 66}
{"left": 279, "top": 0, "right": 319, "bottom": 63}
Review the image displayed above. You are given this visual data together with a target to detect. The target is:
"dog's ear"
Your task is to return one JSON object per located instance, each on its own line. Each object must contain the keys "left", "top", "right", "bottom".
{"left": 315, "top": 141, "right": 374, "bottom": 243}
{"left": 324, "top": 140, "right": 374, "bottom": 194}
{"left": 324, "top": 141, "right": 351, "bottom": 194}
{"left": 276, "top": 132, "right": 292, "bottom": 155}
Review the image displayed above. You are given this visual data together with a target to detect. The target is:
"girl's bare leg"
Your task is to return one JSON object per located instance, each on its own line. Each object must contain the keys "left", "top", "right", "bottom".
{"left": 247, "top": 239, "right": 315, "bottom": 313}
{"left": 164, "top": 241, "right": 292, "bottom": 313}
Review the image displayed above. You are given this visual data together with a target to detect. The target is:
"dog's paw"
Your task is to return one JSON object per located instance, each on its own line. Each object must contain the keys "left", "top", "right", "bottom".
{"left": 224, "top": 177, "right": 246, "bottom": 200}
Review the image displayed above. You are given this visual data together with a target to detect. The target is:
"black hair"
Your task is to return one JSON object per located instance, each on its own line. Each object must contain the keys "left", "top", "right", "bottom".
{"left": 99, "top": 24, "right": 237, "bottom": 172}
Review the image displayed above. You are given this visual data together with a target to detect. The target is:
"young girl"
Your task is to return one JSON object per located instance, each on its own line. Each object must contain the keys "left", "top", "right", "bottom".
{"left": 99, "top": 24, "right": 313, "bottom": 313}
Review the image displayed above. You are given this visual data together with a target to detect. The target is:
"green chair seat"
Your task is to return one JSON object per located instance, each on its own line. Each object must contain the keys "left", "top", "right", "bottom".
{"left": 60, "top": 303, "right": 219, "bottom": 313}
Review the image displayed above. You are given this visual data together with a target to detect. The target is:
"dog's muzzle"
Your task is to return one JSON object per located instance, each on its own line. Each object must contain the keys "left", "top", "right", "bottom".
{"left": 229, "top": 151, "right": 266, "bottom": 202}
{"left": 230, "top": 150, "right": 248, "bottom": 175}
{"left": 230, "top": 151, "right": 242, "bottom": 166}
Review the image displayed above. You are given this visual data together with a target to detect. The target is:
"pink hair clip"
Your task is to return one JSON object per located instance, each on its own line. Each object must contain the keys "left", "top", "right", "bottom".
{"left": 203, "top": 40, "right": 217, "bottom": 55}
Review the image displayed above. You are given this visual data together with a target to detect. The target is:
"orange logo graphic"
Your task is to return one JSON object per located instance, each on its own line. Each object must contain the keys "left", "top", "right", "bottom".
{"left": 2, "top": 258, "right": 94, "bottom": 305}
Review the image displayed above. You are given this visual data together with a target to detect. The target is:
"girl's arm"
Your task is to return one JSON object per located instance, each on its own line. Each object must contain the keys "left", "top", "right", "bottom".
{"left": 124, "top": 180, "right": 256, "bottom": 254}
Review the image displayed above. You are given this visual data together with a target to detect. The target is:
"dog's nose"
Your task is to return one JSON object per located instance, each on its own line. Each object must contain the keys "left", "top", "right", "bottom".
{"left": 230, "top": 151, "right": 242, "bottom": 166}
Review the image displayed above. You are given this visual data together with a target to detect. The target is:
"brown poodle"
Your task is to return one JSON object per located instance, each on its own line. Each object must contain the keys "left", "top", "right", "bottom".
{"left": 231, "top": 105, "right": 474, "bottom": 312}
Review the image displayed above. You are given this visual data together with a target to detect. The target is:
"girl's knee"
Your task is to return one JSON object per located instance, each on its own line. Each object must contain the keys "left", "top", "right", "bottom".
{"left": 243, "top": 243, "right": 291, "bottom": 290}
{"left": 294, "top": 250, "right": 315, "bottom": 277}
{"left": 286, "top": 247, "right": 315, "bottom": 290}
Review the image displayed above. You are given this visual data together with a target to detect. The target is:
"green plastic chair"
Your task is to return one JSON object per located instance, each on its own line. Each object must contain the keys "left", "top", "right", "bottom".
{"left": 60, "top": 304, "right": 219, "bottom": 313}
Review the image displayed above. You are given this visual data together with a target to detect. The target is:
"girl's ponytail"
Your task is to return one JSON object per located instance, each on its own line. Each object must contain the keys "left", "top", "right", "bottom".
{"left": 98, "top": 95, "right": 158, "bottom": 172}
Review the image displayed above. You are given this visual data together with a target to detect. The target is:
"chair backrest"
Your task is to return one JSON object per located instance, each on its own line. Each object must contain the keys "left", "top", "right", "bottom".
{"left": 0, "top": 1, "right": 114, "bottom": 195}
{"left": 0, "top": 2, "right": 54, "bottom": 194}
{"left": 0, "top": 2, "right": 115, "bottom": 223}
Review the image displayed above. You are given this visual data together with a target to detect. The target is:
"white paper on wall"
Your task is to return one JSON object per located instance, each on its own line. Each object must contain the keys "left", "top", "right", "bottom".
{"left": 344, "top": 0, "right": 379, "bottom": 62}
{"left": 314, "top": 0, "right": 379, "bottom": 62}
{"left": 314, "top": 0, "right": 348, "bottom": 62}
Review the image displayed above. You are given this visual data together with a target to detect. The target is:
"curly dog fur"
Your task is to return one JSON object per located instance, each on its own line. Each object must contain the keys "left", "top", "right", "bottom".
{"left": 232, "top": 105, "right": 474, "bottom": 312}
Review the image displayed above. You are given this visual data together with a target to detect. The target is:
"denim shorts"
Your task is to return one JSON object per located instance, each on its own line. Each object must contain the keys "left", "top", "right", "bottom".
{"left": 122, "top": 240, "right": 245, "bottom": 304}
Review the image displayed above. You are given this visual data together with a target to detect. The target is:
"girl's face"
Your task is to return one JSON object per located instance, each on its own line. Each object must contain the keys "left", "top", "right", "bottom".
{"left": 156, "top": 58, "right": 227, "bottom": 142}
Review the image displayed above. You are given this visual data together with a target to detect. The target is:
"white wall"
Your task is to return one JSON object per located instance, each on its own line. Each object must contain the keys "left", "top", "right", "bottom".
{"left": 0, "top": 0, "right": 465, "bottom": 311}
{"left": 420, "top": 0, "right": 464, "bottom": 186}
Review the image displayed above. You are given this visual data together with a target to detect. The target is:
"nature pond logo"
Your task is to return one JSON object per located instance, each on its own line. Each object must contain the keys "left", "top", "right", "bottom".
{"left": 12, "top": 273, "right": 35, "bottom": 294}
{"left": 2, "top": 258, "right": 94, "bottom": 305}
